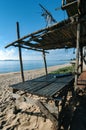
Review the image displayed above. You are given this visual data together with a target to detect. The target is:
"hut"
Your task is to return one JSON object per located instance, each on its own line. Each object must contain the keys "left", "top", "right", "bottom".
{"left": 5, "top": 0, "right": 86, "bottom": 128}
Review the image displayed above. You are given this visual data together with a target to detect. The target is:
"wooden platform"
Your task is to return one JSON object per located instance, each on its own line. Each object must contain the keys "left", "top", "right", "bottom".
{"left": 10, "top": 74, "right": 74, "bottom": 98}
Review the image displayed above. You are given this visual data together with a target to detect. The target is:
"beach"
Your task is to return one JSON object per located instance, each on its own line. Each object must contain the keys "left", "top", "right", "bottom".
{"left": 0, "top": 63, "right": 73, "bottom": 130}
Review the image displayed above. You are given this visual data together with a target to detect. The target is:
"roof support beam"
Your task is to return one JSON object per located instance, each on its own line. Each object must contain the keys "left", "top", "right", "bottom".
{"left": 13, "top": 45, "right": 49, "bottom": 53}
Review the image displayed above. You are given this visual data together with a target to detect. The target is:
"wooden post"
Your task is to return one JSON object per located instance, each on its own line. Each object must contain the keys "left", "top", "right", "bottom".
{"left": 43, "top": 50, "right": 48, "bottom": 76}
{"left": 80, "top": 46, "right": 83, "bottom": 73}
{"left": 16, "top": 22, "right": 24, "bottom": 82}
{"left": 75, "top": 18, "right": 80, "bottom": 90}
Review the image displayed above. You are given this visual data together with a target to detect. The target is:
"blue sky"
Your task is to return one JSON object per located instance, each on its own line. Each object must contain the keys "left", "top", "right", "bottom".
{"left": 0, "top": 0, "right": 75, "bottom": 60}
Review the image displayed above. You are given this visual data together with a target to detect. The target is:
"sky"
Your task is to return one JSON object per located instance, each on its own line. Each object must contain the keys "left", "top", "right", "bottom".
{"left": 0, "top": 0, "right": 75, "bottom": 60}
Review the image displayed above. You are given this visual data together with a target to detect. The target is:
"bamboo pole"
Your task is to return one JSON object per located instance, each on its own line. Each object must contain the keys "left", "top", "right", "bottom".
{"left": 43, "top": 50, "right": 48, "bottom": 76}
{"left": 75, "top": 18, "right": 80, "bottom": 90}
{"left": 16, "top": 22, "right": 24, "bottom": 82}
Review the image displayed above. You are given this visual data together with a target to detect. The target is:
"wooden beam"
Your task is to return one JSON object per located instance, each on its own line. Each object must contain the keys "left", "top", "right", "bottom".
{"left": 62, "top": 1, "right": 77, "bottom": 10}
{"left": 75, "top": 18, "right": 80, "bottom": 90}
{"left": 80, "top": 46, "right": 83, "bottom": 73}
{"left": 43, "top": 50, "right": 48, "bottom": 76}
{"left": 16, "top": 22, "right": 24, "bottom": 82}
{"left": 13, "top": 45, "right": 49, "bottom": 53}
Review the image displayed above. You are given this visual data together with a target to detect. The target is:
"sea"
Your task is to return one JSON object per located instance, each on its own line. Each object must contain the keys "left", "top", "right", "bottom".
{"left": 0, "top": 60, "right": 70, "bottom": 74}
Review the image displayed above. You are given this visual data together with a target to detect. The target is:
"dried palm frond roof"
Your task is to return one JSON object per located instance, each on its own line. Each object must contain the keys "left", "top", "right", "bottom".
{"left": 5, "top": 14, "right": 86, "bottom": 51}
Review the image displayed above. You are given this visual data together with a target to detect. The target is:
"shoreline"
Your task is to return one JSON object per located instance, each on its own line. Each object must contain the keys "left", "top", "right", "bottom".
{"left": 0, "top": 63, "right": 71, "bottom": 76}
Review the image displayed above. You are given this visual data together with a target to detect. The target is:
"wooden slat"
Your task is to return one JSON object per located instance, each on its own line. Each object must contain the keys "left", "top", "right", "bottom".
{"left": 11, "top": 74, "right": 55, "bottom": 92}
{"left": 36, "top": 75, "right": 74, "bottom": 97}
{"left": 25, "top": 79, "right": 56, "bottom": 92}
{"left": 11, "top": 74, "right": 74, "bottom": 98}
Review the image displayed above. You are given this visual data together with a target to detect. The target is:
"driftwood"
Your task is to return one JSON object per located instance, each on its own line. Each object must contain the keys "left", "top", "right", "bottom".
{"left": 12, "top": 93, "right": 59, "bottom": 129}
{"left": 36, "top": 100, "right": 58, "bottom": 130}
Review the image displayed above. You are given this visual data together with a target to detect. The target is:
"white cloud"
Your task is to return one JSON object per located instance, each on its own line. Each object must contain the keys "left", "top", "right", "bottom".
{"left": 0, "top": 49, "right": 18, "bottom": 60}
{"left": 0, "top": 48, "right": 43, "bottom": 60}
{"left": 0, "top": 48, "right": 75, "bottom": 61}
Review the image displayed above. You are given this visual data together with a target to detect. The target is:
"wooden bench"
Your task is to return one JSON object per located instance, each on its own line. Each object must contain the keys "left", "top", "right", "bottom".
{"left": 11, "top": 74, "right": 74, "bottom": 98}
{"left": 10, "top": 73, "right": 74, "bottom": 129}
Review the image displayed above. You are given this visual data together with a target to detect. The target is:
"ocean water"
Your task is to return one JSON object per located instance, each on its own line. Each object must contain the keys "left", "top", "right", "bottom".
{"left": 0, "top": 60, "right": 70, "bottom": 73}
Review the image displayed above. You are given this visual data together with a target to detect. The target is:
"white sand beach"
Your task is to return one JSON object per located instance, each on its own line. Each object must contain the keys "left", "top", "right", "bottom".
{"left": 0, "top": 63, "right": 73, "bottom": 130}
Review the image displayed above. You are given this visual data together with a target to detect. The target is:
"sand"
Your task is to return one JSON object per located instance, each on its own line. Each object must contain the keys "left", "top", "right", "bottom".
{"left": 0, "top": 63, "right": 72, "bottom": 130}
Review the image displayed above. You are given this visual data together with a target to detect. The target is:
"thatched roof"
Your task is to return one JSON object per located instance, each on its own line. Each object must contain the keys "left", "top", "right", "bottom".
{"left": 5, "top": 16, "right": 86, "bottom": 50}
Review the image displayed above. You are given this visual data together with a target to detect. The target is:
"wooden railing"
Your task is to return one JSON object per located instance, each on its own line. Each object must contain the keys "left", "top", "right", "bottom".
{"left": 62, "top": 0, "right": 77, "bottom": 10}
